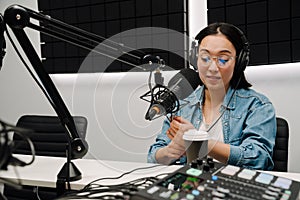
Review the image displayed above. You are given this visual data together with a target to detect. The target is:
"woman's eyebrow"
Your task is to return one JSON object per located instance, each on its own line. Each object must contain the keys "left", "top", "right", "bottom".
{"left": 199, "top": 49, "right": 233, "bottom": 54}
{"left": 219, "top": 49, "right": 233, "bottom": 54}
{"left": 199, "top": 49, "right": 209, "bottom": 53}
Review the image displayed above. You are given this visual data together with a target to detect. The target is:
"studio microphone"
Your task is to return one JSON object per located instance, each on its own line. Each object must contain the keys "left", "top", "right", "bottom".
{"left": 141, "top": 68, "right": 201, "bottom": 121}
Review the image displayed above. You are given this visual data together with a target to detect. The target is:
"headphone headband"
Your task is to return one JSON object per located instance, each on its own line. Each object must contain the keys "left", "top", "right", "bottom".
{"left": 190, "top": 23, "right": 250, "bottom": 73}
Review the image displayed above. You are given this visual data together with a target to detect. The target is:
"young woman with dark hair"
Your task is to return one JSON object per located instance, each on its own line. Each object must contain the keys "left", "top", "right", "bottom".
{"left": 147, "top": 22, "right": 276, "bottom": 170}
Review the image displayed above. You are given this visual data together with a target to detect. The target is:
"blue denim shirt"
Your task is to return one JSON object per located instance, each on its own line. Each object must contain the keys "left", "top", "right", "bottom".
{"left": 147, "top": 86, "right": 276, "bottom": 170}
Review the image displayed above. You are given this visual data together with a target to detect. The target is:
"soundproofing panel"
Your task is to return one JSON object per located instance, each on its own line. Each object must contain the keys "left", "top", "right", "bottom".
{"left": 38, "top": 0, "right": 189, "bottom": 73}
{"left": 208, "top": 0, "right": 300, "bottom": 66}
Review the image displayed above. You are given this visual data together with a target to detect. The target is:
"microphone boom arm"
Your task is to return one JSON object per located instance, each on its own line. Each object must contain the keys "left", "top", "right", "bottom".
{"left": 4, "top": 5, "right": 89, "bottom": 159}
{"left": 3, "top": 4, "right": 164, "bottom": 159}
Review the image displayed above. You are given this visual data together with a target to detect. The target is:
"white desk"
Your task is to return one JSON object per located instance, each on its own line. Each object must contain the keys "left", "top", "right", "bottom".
{"left": 1, "top": 155, "right": 300, "bottom": 191}
{"left": 0, "top": 155, "right": 181, "bottom": 190}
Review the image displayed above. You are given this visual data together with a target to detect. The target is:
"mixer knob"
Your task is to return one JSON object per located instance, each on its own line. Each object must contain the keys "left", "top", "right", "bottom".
{"left": 203, "top": 164, "right": 210, "bottom": 171}
{"left": 191, "top": 160, "right": 198, "bottom": 169}
{"left": 196, "top": 158, "right": 203, "bottom": 166}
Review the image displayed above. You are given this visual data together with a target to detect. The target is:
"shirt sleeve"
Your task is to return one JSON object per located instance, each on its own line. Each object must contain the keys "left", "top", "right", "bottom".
{"left": 227, "top": 101, "right": 276, "bottom": 170}
{"left": 147, "top": 118, "right": 172, "bottom": 163}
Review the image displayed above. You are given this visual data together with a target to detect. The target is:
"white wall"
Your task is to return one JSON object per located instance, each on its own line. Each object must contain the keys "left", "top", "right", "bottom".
{"left": 1, "top": 1, "right": 299, "bottom": 172}
{"left": 189, "top": 0, "right": 207, "bottom": 39}
{"left": 0, "top": 1, "right": 55, "bottom": 124}
{"left": 49, "top": 72, "right": 175, "bottom": 163}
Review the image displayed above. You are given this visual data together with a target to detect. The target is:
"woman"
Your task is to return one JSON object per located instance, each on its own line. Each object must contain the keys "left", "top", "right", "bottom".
{"left": 147, "top": 22, "right": 276, "bottom": 170}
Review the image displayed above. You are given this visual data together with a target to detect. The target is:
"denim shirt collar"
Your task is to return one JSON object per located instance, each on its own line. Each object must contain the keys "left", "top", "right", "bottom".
{"left": 187, "top": 86, "right": 203, "bottom": 106}
{"left": 188, "top": 85, "right": 237, "bottom": 111}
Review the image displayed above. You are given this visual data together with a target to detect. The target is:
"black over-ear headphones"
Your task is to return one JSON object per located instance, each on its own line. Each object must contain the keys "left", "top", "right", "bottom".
{"left": 189, "top": 23, "right": 250, "bottom": 76}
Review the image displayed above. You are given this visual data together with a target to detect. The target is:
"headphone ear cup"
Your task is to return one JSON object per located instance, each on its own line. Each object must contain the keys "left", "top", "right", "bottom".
{"left": 235, "top": 49, "right": 250, "bottom": 76}
{"left": 189, "top": 41, "right": 198, "bottom": 70}
{"left": 234, "top": 26, "right": 250, "bottom": 75}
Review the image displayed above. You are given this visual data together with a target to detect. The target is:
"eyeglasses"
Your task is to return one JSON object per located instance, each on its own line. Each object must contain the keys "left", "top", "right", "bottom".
{"left": 198, "top": 52, "right": 235, "bottom": 68}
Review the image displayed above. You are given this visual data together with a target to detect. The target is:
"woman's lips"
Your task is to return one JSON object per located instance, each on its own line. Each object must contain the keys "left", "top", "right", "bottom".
{"left": 206, "top": 75, "right": 221, "bottom": 81}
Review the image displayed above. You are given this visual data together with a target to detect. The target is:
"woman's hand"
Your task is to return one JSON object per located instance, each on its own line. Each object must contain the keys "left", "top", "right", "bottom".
{"left": 159, "top": 129, "right": 186, "bottom": 164}
{"left": 167, "top": 116, "right": 195, "bottom": 139}
{"left": 155, "top": 116, "right": 195, "bottom": 165}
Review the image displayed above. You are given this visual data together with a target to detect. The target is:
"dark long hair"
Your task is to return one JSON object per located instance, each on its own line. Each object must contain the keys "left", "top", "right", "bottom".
{"left": 195, "top": 22, "right": 252, "bottom": 89}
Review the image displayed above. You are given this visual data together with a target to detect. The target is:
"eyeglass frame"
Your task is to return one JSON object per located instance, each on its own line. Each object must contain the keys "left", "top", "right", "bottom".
{"left": 197, "top": 51, "right": 236, "bottom": 68}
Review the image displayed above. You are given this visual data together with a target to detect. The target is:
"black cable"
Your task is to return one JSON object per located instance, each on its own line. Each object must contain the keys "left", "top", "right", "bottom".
{"left": 87, "top": 176, "right": 159, "bottom": 189}
{"left": 9, "top": 131, "right": 35, "bottom": 166}
{"left": 206, "top": 76, "right": 242, "bottom": 133}
{"left": 0, "top": 119, "right": 36, "bottom": 167}
{"left": 83, "top": 164, "right": 163, "bottom": 190}
{"left": 57, "top": 168, "right": 173, "bottom": 199}
{"left": 60, "top": 176, "right": 160, "bottom": 200}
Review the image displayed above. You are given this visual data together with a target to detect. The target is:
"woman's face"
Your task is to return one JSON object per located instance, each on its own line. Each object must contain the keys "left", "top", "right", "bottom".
{"left": 197, "top": 34, "right": 236, "bottom": 92}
